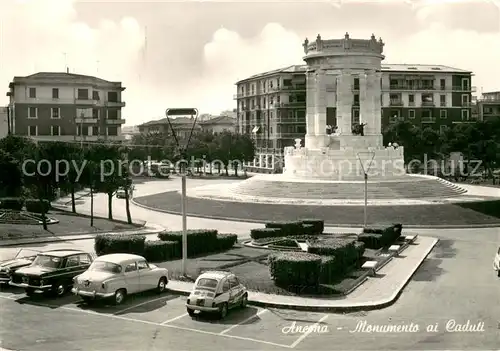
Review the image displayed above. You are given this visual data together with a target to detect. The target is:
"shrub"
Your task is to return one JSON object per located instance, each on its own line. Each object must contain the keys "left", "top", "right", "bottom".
{"left": 319, "top": 256, "right": 341, "bottom": 284}
{"left": 357, "top": 233, "right": 383, "bottom": 249}
{"left": 300, "top": 219, "right": 324, "bottom": 234}
{"left": 268, "top": 252, "right": 321, "bottom": 287}
{"left": 302, "top": 224, "right": 315, "bottom": 235}
{"left": 250, "top": 228, "right": 283, "bottom": 240}
{"left": 265, "top": 221, "right": 304, "bottom": 236}
{"left": 307, "top": 238, "right": 359, "bottom": 271}
{"left": 0, "top": 197, "right": 24, "bottom": 211}
{"left": 94, "top": 234, "right": 146, "bottom": 256}
{"left": 25, "top": 199, "right": 50, "bottom": 213}
{"left": 252, "top": 237, "right": 283, "bottom": 246}
{"left": 158, "top": 229, "right": 218, "bottom": 257}
{"left": 217, "top": 233, "right": 238, "bottom": 251}
{"left": 269, "top": 239, "right": 300, "bottom": 248}
{"left": 354, "top": 241, "right": 365, "bottom": 261}
{"left": 363, "top": 224, "right": 402, "bottom": 246}
{"left": 143, "top": 240, "right": 180, "bottom": 262}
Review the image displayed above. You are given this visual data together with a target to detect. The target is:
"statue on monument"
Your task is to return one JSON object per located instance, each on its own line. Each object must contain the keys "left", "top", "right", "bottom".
{"left": 352, "top": 123, "right": 366, "bottom": 136}
{"left": 303, "top": 38, "right": 309, "bottom": 54}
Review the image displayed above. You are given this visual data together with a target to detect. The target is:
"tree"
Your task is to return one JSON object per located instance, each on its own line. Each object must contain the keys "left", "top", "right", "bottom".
{"left": 0, "top": 149, "right": 23, "bottom": 197}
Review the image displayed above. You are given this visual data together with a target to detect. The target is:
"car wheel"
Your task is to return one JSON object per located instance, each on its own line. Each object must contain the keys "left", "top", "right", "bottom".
{"left": 497, "top": 270, "right": 500, "bottom": 277}
{"left": 114, "top": 289, "right": 127, "bottom": 305}
{"left": 25, "top": 288, "right": 35, "bottom": 297}
{"left": 81, "top": 296, "right": 94, "bottom": 304}
{"left": 187, "top": 307, "right": 195, "bottom": 317}
{"left": 218, "top": 303, "right": 228, "bottom": 319}
{"left": 157, "top": 277, "right": 167, "bottom": 293}
{"left": 52, "top": 283, "right": 66, "bottom": 297}
{"left": 240, "top": 293, "right": 248, "bottom": 308}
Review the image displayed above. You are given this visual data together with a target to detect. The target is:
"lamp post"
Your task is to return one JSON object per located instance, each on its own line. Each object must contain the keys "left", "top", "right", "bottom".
{"left": 356, "top": 151, "right": 375, "bottom": 229}
{"left": 165, "top": 108, "right": 199, "bottom": 277}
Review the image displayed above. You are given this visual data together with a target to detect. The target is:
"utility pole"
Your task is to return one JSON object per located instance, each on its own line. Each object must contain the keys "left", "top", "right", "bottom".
{"left": 356, "top": 151, "right": 375, "bottom": 229}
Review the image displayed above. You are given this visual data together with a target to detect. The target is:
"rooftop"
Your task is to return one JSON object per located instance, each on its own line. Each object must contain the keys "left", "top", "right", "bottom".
{"left": 198, "top": 270, "right": 233, "bottom": 280}
{"left": 199, "top": 116, "right": 236, "bottom": 125}
{"left": 9, "top": 72, "right": 124, "bottom": 89}
{"left": 43, "top": 249, "right": 87, "bottom": 257}
{"left": 95, "top": 253, "right": 144, "bottom": 264}
{"left": 139, "top": 117, "right": 196, "bottom": 127}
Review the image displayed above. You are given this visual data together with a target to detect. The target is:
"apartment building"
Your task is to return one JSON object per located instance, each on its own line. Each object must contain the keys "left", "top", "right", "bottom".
{"left": 477, "top": 91, "right": 500, "bottom": 122}
{"left": 0, "top": 107, "right": 8, "bottom": 139}
{"left": 6, "top": 72, "right": 126, "bottom": 142}
{"left": 235, "top": 64, "right": 475, "bottom": 149}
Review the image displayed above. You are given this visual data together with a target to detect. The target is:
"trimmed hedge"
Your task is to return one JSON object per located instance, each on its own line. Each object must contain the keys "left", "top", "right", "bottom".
{"left": 357, "top": 233, "right": 383, "bottom": 249}
{"left": 265, "top": 221, "right": 304, "bottom": 236}
{"left": 158, "top": 229, "right": 218, "bottom": 257}
{"left": 319, "top": 256, "right": 340, "bottom": 284}
{"left": 94, "top": 234, "right": 146, "bottom": 256}
{"left": 268, "top": 252, "right": 321, "bottom": 287}
{"left": 144, "top": 240, "right": 180, "bottom": 262}
{"left": 269, "top": 239, "right": 300, "bottom": 249}
{"left": 307, "top": 238, "right": 359, "bottom": 273}
{"left": 25, "top": 199, "right": 50, "bottom": 213}
{"left": 354, "top": 241, "right": 366, "bottom": 261}
{"left": 250, "top": 228, "right": 283, "bottom": 240}
{"left": 456, "top": 199, "right": 500, "bottom": 219}
{"left": 362, "top": 224, "right": 402, "bottom": 246}
{"left": 302, "top": 224, "right": 315, "bottom": 235}
{"left": 0, "top": 197, "right": 24, "bottom": 211}
{"left": 300, "top": 219, "right": 324, "bottom": 234}
{"left": 217, "top": 233, "right": 238, "bottom": 251}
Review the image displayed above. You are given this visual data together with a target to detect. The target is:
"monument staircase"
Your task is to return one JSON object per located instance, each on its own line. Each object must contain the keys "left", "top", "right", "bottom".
{"left": 228, "top": 175, "right": 468, "bottom": 200}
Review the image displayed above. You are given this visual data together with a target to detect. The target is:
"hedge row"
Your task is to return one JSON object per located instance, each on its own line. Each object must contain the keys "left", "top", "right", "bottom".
{"left": 358, "top": 223, "right": 402, "bottom": 249}
{"left": 250, "top": 219, "right": 324, "bottom": 240}
{"left": 0, "top": 197, "right": 51, "bottom": 213}
{"left": 157, "top": 229, "right": 237, "bottom": 257}
{"left": 94, "top": 231, "right": 238, "bottom": 262}
{"left": 268, "top": 252, "right": 321, "bottom": 287}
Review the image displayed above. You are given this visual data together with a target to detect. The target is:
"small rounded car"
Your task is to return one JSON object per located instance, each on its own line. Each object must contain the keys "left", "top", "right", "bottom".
{"left": 494, "top": 246, "right": 500, "bottom": 277}
{"left": 0, "top": 249, "right": 40, "bottom": 285}
{"left": 186, "top": 271, "right": 247, "bottom": 319}
{"left": 72, "top": 253, "right": 169, "bottom": 305}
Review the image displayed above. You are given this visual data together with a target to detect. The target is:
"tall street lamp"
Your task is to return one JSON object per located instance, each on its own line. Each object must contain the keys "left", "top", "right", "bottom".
{"left": 356, "top": 151, "right": 375, "bottom": 229}
{"left": 165, "top": 108, "right": 199, "bottom": 277}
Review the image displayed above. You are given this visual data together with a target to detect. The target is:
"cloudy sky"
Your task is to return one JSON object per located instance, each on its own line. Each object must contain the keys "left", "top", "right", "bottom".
{"left": 1, "top": 0, "right": 499, "bottom": 125}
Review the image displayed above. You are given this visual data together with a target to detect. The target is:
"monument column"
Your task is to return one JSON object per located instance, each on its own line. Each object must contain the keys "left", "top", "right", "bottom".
{"left": 304, "top": 69, "right": 316, "bottom": 148}
{"left": 336, "top": 72, "right": 353, "bottom": 135}
{"left": 313, "top": 69, "right": 327, "bottom": 138}
{"left": 372, "top": 71, "right": 383, "bottom": 134}
{"left": 359, "top": 73, "right": 370, "bottom": 131}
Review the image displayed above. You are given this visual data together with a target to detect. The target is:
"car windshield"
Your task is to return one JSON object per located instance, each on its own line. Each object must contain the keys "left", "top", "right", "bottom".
{"left": 32, "top": 255, "right": 62, "bottom": 268}
{"left": 89, "top": 261, "right": 122, "bottom": 274}
{"left": 196, "top": 278, "right": 218, "bottom": 290}
{"left": 15, "top": 249, "right": 39, "bottom": 260}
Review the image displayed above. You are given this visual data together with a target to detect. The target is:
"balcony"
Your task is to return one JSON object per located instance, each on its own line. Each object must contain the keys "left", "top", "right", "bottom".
{"left": 105, "top": 101, "right": 126, "bottom": 107}
{"left": 389, "top": 100, "right": 404, "bottom": 106}
{"left": 388, "top": 85, "right": 435, "bottom": 91}
{"left": 452, "top": 86, "right": 477, "bottom": 92}
{"left": 280, "top": 85, "right": 306, "bottom": 92}
{"left": 276, "top": 117, "right": 306, "bottom": 124}
{"left": 421, "top": 117, "right": 436, "bottom": 123}
{"left": 408, "top": 101, "right": 416, "bottom": 107}
{"left": 75, "top": 118, "right": 98, "bottom": 124}
{"left": 274, "top": 132, "right": 305, "bottom": 139}
{"left": 421, "top": 101, "right": 435, "bottom": 107}
{"left": 75, "top": 98, "right": 97, "bottom": 105}
{"left": 106, "top": 118, "right": 126, "bottom": 124}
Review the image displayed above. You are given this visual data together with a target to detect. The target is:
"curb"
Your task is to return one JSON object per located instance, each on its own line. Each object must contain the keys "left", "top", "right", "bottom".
{"left": 131, "top": 199, "right": 500, "bottom": 229}
{"left": 51, "top": 205, "right": 146, "bottom": 227}
{"left": 166, "top": 238, "right": 438, "bottom": 312}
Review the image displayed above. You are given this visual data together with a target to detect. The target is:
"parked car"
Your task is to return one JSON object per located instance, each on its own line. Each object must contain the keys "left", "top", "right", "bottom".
{"left": 0, "top": 249, "right": 40, "bottom": 285}
{"left": 116, "top": 186, "right": 134, "bottom": 199}
{"left": 72, "top": 253, "right": 169, "bottom": 305}
{"left": 10, "top": 249, "right": 93, "bottom": 297}
{"left": 186, "top": 271, "right": 247, "bottom": 319}
{"left": 494, "top": 246, "right": 500, "bottom": 277}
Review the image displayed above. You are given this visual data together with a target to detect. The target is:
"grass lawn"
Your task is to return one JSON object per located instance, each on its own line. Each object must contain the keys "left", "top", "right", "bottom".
{"left": 134, "top": 191, "right": 500, "bottom": 226}
{"left": 0, "top": 210, "right": 139, "bottom": 241}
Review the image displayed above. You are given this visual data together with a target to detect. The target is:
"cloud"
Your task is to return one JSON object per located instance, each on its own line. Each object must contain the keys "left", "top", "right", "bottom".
{"left": 0, "top": 0, "right": 145, "bottom": 122}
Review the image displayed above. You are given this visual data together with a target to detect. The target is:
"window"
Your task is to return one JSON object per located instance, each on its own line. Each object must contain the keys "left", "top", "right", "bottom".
{"left": 107, "top": 91, "right": 118, "bottom": 102}
{"left": 107, "top": 126, "right": 118, "bottom": 136}
{"left": 76, "top": 126, "right": 81, "bottom": 136}
{"left": 222, "top": 280, "right": 230, "bottom": 292}
{"left": 390, "top": 109, "right": 400, "bottom": 118}
{"left": 228, "top": 276, "right": 240, "bottom": 289}
{"left": 422, "top": 110, "right": 432, "bottom": 118}
{"left": 51, "top": 126, "right": 60, "bottom": 136}
{"left": 440, "top": 95, "right": 446, "bottom": 107}
{"left": 440, "top": 79, "right": 445, "bottom": 90}
{"left": 440, "top": 110, "right": 447, "bottom": 119}
{"left": 66, "top": 256, "right": 80, "bottom": 267}
{"left": 51, "top": 107, "right": 60, "bottom": 119}
{"left": 52, "top": 88, "right": 59, "bottom": 99}
{"left": 92, "top": 126, "right": 99, "bottom": 136}
{"left": 28, "top": 126, "right": 37, "bottom": 136}
{"left": 29, "top": 87, "right": 36, "bottom": 98}
{"left": 408, "top": 94, "right": 414, "bottom": 103}
{"left": 79, "top": 254, "right": 91, "bottom": 265}
{"left": 137, "top": 260, "right": 149, "bottom": 270}
{"left": 352, "top": 109, "right": 360, "bottom": 124}
{"left": 107, "top": 109, "right": 118, "bottom": 119}
{"left": 77, "top": 108, "right": 92, "bottom": 118}
{"left": 353, "top": 94, "right": 360, "bottom": 106}
{"left": 92, "top": 109, "right": 99, "bottom": 119}
{"left": 28, "top": 107, "right": 37, "bottom": 119}
{"left": 77, "top": 89, "right": 89, "bottom": 100}
{"left": 461, "top": 78, "right": 469, "bottom": 90}
{"left": 125, "top": 262, "right": 137, "bottom": 272}
{"left": 196, "top": 278, "right": 218, "bottom": 289}
{"left": 461, "top": 109, "right": 470, "bottom": 120}
{"left": 408, "top": 110, "right": 415, "bottom": 119}
{"left": 92, "top": 91, "right": 100, "bottom": 100}
{"left": 461, "top": 94, "right": 469, "bottom": 106}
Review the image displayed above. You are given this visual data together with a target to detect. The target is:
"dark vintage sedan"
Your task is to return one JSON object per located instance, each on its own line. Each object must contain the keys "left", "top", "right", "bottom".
{"left": 0, "top": 249, "right": 40, "bottom": 285}
{"left": 10, "top": 249, "right": 93, "bottom": 297}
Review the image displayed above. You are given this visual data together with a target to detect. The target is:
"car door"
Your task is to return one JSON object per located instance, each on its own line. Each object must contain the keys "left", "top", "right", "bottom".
{"left": 137, "top": 260, "right": 155, "bottom": 292}
{"left": 63, "top": 255, "right": 81, "bottom": 285}
{"left": 228, "top": 276, "right": 243, "bottom": 307}
{"left": 123, "top": 262, "right": 140, "bottom": 293}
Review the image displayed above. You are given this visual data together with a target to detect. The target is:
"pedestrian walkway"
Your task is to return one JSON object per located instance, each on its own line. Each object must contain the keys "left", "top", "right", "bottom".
{"left": 166, "top": 236, "right": 438, "bottom": 311}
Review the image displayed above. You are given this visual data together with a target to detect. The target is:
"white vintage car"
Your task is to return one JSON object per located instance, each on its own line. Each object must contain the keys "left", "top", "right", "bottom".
{"left": 186, "top": 271, "right": 247, "bottom": 319}
{"left": 494, "top": 246, "right": 500, "bottom": 277}
{"left": 72, "top": 253, "right": 169, "bottom": 305}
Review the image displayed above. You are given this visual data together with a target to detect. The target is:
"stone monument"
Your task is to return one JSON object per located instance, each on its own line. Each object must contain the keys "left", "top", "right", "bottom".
{"left": 283, "top": 33, "right": 405, "bottom": 180}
